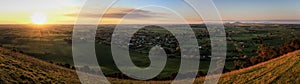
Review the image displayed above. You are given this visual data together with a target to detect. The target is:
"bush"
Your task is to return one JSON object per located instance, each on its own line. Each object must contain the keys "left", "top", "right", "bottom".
{"left": 256, "top": 44, "right": 278, "bottom": 61}
{"left": 279, "top": 39, "right": 300, "bottom": 55}
{"left": 223, "top": 67, "right": 231, "bottom": 73}
{"left": 64, "top": 64, "right": 71, "bottom": 68}
{"left": 80, "top": 66, "right": 91, "bottom": 72}
{"left": 234, "top": 60, "right": 244, "bottom": 69}
{"left": 19, "top": 50, "right": 24, "bottom": 53}
{"left": 247, "top": 39, "right": 300, "bottom": 66}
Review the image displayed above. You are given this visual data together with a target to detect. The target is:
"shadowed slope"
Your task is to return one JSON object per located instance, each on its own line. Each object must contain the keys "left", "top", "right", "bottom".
{"left": 0, "top": 47, "right": 81, "bottom": 83}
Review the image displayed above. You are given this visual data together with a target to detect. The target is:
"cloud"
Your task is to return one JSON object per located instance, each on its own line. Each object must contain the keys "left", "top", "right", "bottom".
{"left": 64, "top": 8, "right": 167, "bottom": 19}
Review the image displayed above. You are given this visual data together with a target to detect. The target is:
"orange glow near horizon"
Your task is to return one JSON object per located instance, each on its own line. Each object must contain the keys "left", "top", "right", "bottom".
{"left": 31, "top": 13, "right": 47, "bottom": 24}
{"left": 0, "top": 0, "right": 299, "bottom": 24}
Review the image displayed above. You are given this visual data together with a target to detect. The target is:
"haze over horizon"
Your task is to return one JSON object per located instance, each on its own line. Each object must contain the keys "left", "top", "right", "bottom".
{"left": 0, "top": 0, "right": 299, "bottom": 24}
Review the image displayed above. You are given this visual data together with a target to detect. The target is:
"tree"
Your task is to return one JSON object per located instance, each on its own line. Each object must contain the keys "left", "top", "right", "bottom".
{"left": 286, "top": 39, "right": 300, "bottom": 50}
{"left": 64, "top": 63, "right": 71, "bottom": 68}
{"left": 249, "top": 56, "right": 258, "bottom": 65}
{"left": 247, "top": 39, "right": 300, "bottom": 67}
{"left": 279, "top": 39, "right": 300, "bottom": 55}
{"left": 234, "top": 60, "right": 244, "bottom": 69}
{"left": 256, "top": 44, "right": 278, "bottom": 61}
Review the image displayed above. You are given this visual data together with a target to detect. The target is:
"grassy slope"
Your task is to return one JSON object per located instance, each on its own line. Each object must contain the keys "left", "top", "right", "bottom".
{"left": 0, "top": 47, "right": 81, "bottom": 83}
{"left": 0, "top": 46, "right": 299, "bottom": 84}
{"left": 194, "top": 50, "right": 300, "bottom": 84}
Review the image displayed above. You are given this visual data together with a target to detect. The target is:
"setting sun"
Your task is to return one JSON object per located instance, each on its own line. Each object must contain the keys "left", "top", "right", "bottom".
{"left": 31, "top": 12, "right": 47, "bottom": 24}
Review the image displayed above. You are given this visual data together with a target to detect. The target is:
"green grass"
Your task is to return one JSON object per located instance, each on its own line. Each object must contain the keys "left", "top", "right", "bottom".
{"left": 105, "top": 50, "right": 300, "bottom": 84}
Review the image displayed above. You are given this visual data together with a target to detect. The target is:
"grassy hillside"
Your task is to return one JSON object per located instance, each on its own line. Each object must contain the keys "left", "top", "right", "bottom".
{"left": 0, "top": 46, "right": 299, "bottom": 83}
{"left": 194, "top": 50, "right": 300, "bottom": 84}
{"left": 0, "top": 47, "right": 80, "bottom": 83}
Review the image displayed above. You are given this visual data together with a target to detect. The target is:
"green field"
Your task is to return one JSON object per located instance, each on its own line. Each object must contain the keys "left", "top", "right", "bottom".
{"left": 0, "top": 24, "right": 299, "bottom": 79}
{"left": 1, "top": 42, "right": 298, "bottom": 83}
{"left": 112, "top": 50, "right": 300, "bottom": 84}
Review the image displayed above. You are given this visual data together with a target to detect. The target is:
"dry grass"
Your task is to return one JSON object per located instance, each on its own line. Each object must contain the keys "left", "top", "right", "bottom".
{"left": 0, "top": 47, "right": 80, "bottom": 83}
{"left": 212, "top": 50, "right": 300, "bottom": 84}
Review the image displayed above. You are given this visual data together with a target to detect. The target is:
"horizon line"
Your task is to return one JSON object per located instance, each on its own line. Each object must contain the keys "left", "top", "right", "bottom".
{"left": 1, "top": 20, "right": 300, "bottom": 25}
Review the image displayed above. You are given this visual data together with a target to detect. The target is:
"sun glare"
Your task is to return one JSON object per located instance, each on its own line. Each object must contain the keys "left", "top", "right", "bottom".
{"left": 31, "top": 12, "right": 47, "bottom": 24}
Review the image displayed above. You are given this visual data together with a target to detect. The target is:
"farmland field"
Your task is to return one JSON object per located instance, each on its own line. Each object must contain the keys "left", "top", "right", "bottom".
{"left": 108, "top": 50, "right": 300, "bottom": 84}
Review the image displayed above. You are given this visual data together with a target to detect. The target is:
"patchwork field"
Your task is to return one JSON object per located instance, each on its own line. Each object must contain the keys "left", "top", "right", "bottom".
{"left": 0, "top": 24, "right": 299, "bottom": 80}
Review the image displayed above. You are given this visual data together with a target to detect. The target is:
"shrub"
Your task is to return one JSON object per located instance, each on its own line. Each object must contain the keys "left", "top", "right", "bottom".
{"left": 64, "top": 64, "right": 71, "bottom": 68}
{"left": 247, "top": 39, "right": 300, "bottom": 66}
{"left": 256, "top": 44, "right": 278, "bottom": 61}
{"left": 234, "top": 60, "right": 244, "bottom": 69}
{"left": 19, "top": 50, "right": 24, "bottom": 53}
{"left": 279, "top": 39, "right": 300, "bottom": 55}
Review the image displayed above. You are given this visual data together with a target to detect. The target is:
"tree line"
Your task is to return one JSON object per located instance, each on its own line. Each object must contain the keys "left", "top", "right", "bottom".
{"left": 234, "top": 39, "right": 300, "bottom": 69}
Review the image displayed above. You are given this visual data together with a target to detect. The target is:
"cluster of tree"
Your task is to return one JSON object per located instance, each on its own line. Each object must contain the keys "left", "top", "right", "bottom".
{"left": 63, "top": 38, "right": 72, "bottom": 44}
{"left": 75, "top": 65, "right": 210, "bottom": 80}
{"left": 76, "top": 66, "right": 129, "bottom": 79}
{"left": 248, "top": 44, "right": 278, "bottom": 65}
{"left": 233, "top": 60, "right": 245, "bottom": 69}
{"left": 279, "top": 39, "right": 300, "bottom": 55}
{"left": 77, "top": 66, "right": 95, "bottom": 73}
{"left": 49, "top": 61, "right": 75, "bottom": 70}
{"left": 234, "top": 39, "right": 300, "bottom": 69}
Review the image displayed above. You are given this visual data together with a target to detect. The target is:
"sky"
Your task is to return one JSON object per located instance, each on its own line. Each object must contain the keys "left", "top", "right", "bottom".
{"left": 0, "top": 0, "right": 299, "bottom": 24}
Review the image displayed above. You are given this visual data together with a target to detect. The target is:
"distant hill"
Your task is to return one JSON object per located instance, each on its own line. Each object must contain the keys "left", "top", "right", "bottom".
{"left": 0, "top": 46, "right": 299, "bottom": 83}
